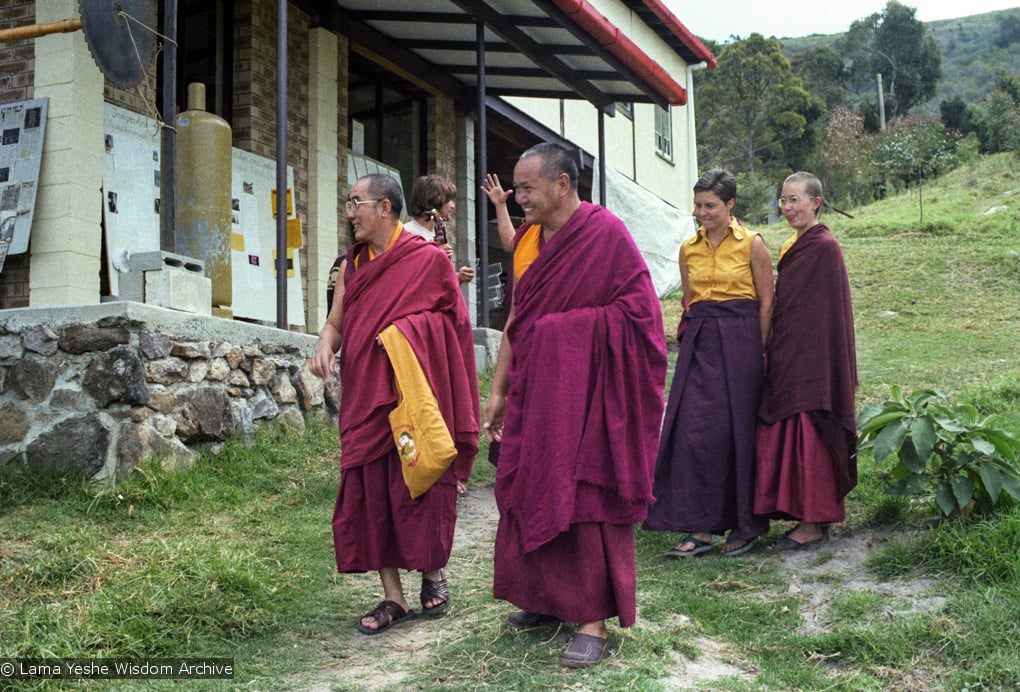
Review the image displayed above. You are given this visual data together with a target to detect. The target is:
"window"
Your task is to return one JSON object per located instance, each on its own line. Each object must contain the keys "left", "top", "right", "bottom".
{"left": 348, "top": 52, "right": 428, "bottom": 201}
{"left": 616, "top": 101, "right": 633, "bottom": 120}
{"left": 654, "top": 105, "right": 673, "bottom": 161}
{"left": 177, "top": 0, "right": 233, "bottom": 120}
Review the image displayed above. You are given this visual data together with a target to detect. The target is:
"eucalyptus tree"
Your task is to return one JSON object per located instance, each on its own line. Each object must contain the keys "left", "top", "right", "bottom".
{"left": 694, "top": 33, "right": 820, "bottom": 175}
{"left": 843, "top": 0, "right": 942, "bottom": 125}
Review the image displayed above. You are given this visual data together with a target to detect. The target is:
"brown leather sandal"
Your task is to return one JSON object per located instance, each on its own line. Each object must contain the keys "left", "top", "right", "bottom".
{"left": 420, "top": 569, "right": 450, "bottom": 616}
{"left": 356, "top": 600, "right": 414, "bottom": 635}
{"left": 560, "top": 632, "right": 610, "bottom": 668}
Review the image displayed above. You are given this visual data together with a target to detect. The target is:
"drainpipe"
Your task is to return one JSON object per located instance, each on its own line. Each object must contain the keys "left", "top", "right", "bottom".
{"left": 275, "top": 0, "right": 288, "bottom": 328}
{"left": 475, "top": 20, "right": 489, "bottom": 328}
{"left": 686, "top": 61, "right": 707, "bottom": 188}
{"left": 597, "top": 109, "right": 606, "bottom": 205}
{"left": 160, "top": 0, "right": 177, "bottom": 253}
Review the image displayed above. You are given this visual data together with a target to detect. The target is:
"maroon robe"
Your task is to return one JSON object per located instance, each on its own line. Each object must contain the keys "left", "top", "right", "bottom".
{"left": 755, "top": 224, "right": 857, "bottom": 521}
{"left": 332, "top": 231, "right": 479, "bottom": 573}
{"left": 493, "top": 201, "right": 667, "bottom": 626}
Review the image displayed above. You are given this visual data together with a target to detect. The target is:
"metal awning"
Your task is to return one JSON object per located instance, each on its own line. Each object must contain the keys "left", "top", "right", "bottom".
{"left": 281, "top": 0, "right": 716, "bottom": 328}
{"left": 314, "top": 0, "right": 715, "bottom": 110}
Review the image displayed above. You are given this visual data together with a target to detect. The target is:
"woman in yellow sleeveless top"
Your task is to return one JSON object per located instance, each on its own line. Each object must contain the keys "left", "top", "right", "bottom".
{"left": 644, "top": 169, "right": 774, "bottom": 557}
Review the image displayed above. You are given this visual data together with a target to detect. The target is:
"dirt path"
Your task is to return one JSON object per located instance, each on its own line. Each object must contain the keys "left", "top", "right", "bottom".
{"left": 295, "top": 488, "right": 943, "bottom": 690}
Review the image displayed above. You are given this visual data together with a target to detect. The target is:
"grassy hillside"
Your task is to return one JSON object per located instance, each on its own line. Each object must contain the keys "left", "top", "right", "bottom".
{"left": 780, "top": 8, "right": 1020, "bottom": 112}
{"left": 926, "top": 8, "right": 1020, "bottom": 105}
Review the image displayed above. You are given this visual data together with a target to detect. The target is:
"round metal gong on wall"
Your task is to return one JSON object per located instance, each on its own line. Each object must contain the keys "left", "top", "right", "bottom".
{"left": 0, "top": 0, "right": 156, "bottom": 89}
{"left": 79, "top": 0, "right": 157, "bottom": 88}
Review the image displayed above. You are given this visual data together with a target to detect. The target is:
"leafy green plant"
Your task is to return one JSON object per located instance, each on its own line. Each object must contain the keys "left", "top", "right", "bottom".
{"left": 857, "top": 387, "right": 1020, "bottom": 516}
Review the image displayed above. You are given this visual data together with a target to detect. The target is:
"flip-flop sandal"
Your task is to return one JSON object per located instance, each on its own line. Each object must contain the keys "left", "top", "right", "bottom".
{"left": 721, "top": 534, "right": 759, "bottom": 557}
{"left": 560, "top": 632, "right": 610, "bottom": 668}
{"left": 420, "top": 569, "right": 451, "bottom": 616}
{"left": 668, "top": 535, "right": 713, "bottom": 558}
{"left": 356, "top": 600, "right": 414, "bottom": 635}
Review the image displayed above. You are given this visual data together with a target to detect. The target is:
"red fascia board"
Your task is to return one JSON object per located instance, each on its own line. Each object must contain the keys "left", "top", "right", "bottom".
{"left": 549, "top": 0, "right": 688, "bottom": 105}
{"left": 639, "top": 0, "right": 718, "bottom": 69}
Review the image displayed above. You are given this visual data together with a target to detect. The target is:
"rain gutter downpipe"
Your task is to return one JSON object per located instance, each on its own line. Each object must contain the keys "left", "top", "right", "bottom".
{"left": 275, "top": 0, "right": 288, "bottom": 328}
{"left": 687, "top": 61, "right": 707, "bottom": 189}
{"left": 475, "top": 20, "right": 489, "bottom": 327}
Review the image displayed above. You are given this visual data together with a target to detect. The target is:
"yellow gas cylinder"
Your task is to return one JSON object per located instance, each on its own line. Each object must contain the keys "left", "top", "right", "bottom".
{"left": 175, "top": 82, "right": 233, "bottom": 317}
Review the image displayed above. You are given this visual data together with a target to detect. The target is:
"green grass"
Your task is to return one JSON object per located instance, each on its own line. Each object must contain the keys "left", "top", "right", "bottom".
{"left": 2, "top": 152, "right": 1020, "bottom": 690}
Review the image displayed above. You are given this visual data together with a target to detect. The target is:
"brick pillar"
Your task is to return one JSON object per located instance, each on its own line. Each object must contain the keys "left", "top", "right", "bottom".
{"left": 305, "top": 27, "right": 338, "bottom": 331}
{"left": 30, "top": 0, "right": 104, "bottom": 306}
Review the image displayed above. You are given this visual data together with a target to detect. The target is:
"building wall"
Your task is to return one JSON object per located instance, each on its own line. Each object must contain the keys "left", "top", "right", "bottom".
{"left": 0, "top": 0, "right": 458, "bottom": 331}
{"left": 233, "top": 1, "right": 311, "bottom": 329}
{"left": 0, "top": 0, "right": 694, "bottom": 323}
{"left": 30, "top": 0, "right": 104, "bottom": 307}
{"left": 0, "top": 0, "right": 34, "bottom": 310}
{"left": 0, "top": 0, "right": 33, "bottom": 103}
{"left": 508, "top": 95, "right": 694, "bottom": 211}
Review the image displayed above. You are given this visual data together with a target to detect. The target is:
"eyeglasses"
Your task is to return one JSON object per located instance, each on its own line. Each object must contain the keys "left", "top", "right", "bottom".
{"left": 345, "top": 198, "right": 381, "bottom": 214}
{"left": 778, "top": 195, "right": 816, "bottom": 207}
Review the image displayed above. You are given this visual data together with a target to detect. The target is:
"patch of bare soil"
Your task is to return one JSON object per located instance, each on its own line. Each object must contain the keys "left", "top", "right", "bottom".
{"left": 774, "top": 528, "right": 946, "bottom": 636}
{"left": 293, "top": 491, "right": 942, "bottom": 691}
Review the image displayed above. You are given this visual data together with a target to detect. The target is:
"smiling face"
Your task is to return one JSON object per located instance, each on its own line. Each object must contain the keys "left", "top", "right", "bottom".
{"left": 779, "top": 180, "right": 821, "bottom": 233}
{"left": 512, "top": 154, "right": 564, "bottom": 229}
{"left": 693, "top": 190, "right": 734, "bottom": 234}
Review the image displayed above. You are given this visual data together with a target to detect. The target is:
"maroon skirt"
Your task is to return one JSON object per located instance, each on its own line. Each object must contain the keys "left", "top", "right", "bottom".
{"left": 754, "top": 412, "right": 848, "bottom": 523}
{"left": 644, "top": 299, "right": 767, "bottom": 541}
{"left": 493, "top": 515, "right": 638, "bottom": 627}
{"left": 332, "top": 449, "right": 457, "bottom": 573}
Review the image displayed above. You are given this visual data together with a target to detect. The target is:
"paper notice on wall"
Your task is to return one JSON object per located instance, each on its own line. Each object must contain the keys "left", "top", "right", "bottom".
{"left": 0, "top": 98, "right": 47, "bottom": 273}
{"left": 230, "top": 148, "right": 304, "bottom": 325}
{"left": 102, "top": 104, "right": 162, "bottom": 295}
{"left": 101, "top": 104, "right": 304, "bottom": 325}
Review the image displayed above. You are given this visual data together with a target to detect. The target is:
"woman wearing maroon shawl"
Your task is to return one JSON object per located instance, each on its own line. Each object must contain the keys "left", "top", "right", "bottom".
{"left": 755, "top": 172, "right": 857, "bottom": 549}
{"left": 644, "top": 170, "right": 774, "bottom": 558}
{"left": 484, "top": 144, "right": 667, "bottom": 668}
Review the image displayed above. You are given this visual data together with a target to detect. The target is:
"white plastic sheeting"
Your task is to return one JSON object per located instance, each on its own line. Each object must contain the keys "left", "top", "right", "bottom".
{"left": 593, "top": 165, "right": 695, "bottom": 298}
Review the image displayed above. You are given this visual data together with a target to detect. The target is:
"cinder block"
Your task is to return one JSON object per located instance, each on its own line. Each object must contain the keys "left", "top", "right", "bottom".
{"left": 142, "top": 266, "right": 212, "bottom": 316}
{"left": 474, "top": 344, "right": 489, "bottom": 373}
{"left": 127, "top": 250, "right": 204, "bottom": 275}
{"left": 118, "top": 270, "right": 144, "bottom": 303}
{"left": 117, "top": 251, "right": 210, "bottom": 315}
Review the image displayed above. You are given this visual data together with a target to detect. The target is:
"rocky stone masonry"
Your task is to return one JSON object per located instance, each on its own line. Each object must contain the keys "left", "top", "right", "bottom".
{"left": 0, "top": 303, "right": 340, "bottom": 483}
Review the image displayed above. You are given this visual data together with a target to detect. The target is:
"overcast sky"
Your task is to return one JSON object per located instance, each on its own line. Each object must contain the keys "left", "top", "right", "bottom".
{"left": 665, "top": 0, "right": 1020, "bottom": 43}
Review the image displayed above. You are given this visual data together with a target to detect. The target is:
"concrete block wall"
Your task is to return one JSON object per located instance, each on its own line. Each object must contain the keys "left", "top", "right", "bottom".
{"left": 30, "top": 0, "right": 104, "bottom": 307}
{"left": 305, "top": 28, "right": 340, "bottom": 332}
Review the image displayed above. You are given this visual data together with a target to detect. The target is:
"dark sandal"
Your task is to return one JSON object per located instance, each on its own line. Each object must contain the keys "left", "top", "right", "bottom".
{"left": 721, "top": 535, "right": 759, "bottom": 557}
{"left": 668, "top": 534, "right": 713, "bottom": 558}
{"left": 506, "top": 610, "right": 560, "bottom": 630}
{"left": 420, "top": 569, "right": 450, "bottom": 616}
{"left": 560, "top": 632, "right": 610, "bottom": 668}
{"left": 356, "top": 600, "right": 414, "bottom": 635}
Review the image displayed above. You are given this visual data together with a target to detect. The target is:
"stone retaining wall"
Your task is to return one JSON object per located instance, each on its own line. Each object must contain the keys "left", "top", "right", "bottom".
{"left": 1, "top": 302, "right": 501, "bottom": 484}
{"left": 0, "top": 302, "right": 337, "bottom": 482}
